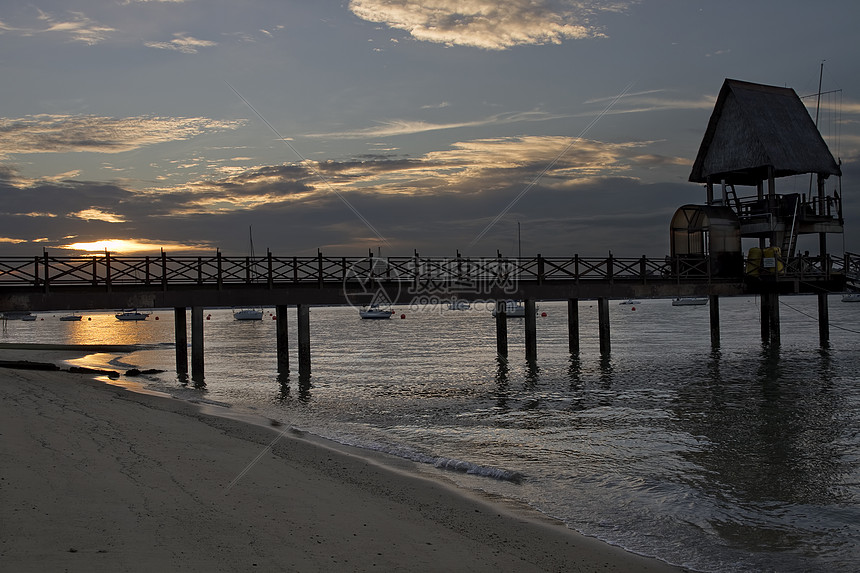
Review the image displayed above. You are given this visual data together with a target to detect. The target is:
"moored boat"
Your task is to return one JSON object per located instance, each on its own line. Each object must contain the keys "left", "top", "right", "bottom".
{"left": 233, "top": 308, "right": 264, "bottom": 320}
{"left": 59, "top": 313, "right": 83, "bottom": 321}
{"left": 115, "top": 309, "right": 150, "bottom": 321}
{"left": 491, "top": 300, "right": 535, "bottom": 318}
{"left": 2, "top": 311, "right": 35, "bottom": 320}
{"left": 672, "top": 297, "right": 709, "bottom": 306}
{"left": 359, "top": 304, "right": 395, "bottom": 319}
{"left": 842, "top": 292, "right": 860, "bottom": 302}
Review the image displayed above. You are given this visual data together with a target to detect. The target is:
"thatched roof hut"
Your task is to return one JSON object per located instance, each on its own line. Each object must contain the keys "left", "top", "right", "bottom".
{"left": 689, "top": 79, "right": 841, "bottom": 186}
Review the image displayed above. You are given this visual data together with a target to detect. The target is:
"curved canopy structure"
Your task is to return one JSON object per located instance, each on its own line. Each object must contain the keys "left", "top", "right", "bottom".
{"left": 670, "top": 204, "right": 742, "bottom": 277}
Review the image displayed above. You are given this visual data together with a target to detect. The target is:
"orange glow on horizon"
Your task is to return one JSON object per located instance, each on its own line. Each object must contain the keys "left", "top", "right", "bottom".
{"left": 60, "top": 239, "right": 209, "bottom": 254}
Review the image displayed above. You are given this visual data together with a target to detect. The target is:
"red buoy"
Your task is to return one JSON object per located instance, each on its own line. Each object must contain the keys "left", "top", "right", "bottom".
{"left": 541, "top": 312, "right": 547, "bottom": 317}
{"left": 400, "top": 314, "right": 406, "bottom": 319}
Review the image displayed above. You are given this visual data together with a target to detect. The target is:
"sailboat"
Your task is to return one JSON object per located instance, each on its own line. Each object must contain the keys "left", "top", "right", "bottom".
{"left": 234, "top": 226, "right": 265, "bottom": 321}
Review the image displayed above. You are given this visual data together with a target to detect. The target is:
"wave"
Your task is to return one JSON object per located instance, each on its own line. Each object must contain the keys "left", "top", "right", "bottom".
{"left": 320, "top": 434, "right": 524, "bottom": 484}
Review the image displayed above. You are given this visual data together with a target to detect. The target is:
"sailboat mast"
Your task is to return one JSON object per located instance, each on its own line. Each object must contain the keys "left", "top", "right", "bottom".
{"left": 814, "top": 60, "right": 824, "bottom": 127}
{"left": 517, "top": 221, "right": 521, "bottom": 259}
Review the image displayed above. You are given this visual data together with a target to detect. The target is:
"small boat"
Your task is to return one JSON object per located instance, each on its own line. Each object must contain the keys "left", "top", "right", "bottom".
{"left": 842, "top": 292, "right": 860, "bottom": 302}
{"left": 672, "top": 297, "right": 709, "bottom": 306}
{"left": 59, "top": 313, "right": 83, "bottom": 321}
{"left": 492, "top": 300, "right": 531, "bottom": 318}
{"left": 233, "top": 308, "right": 264, "bottom": 320}
{"left": 2, "top": 311, "right": 35, "bottom": 320}
{"left": 448, "top": 299, "right": 470, "bottom": 311}
{"left": 115, "top": 309, "right": 150, "bottom": 321}
{"left": 619, "top": 299, "right": 641, "bottom": 305}
{"left": 359, "top": 304, "right": 395, "bottom": 319}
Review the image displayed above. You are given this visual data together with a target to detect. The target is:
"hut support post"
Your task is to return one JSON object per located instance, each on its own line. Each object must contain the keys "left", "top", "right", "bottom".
{"left": 818, "top": 292, "right": 830, "bottom": 345}
{"left": 760, "top": 292, "right": 780, "bottom": 345}
{"left": 709, "top": 295, "right": 720, "bottom": 348}
{"left": 524, "top": 299, "right": 537, "bottom": 362}
{"left": 174, "top": 307, "right": 188, "bottom": 380}
{"left": 297, "top": 304, "right": 311, "bottom": 377}
{"left": 597, "top": 297, "right": 610, "bottom": 354}
{"left": 567, "top": 298, "right": 579, "bottom": 354}
{"left": 276, "top": 304, "right": 289, "bottom": 374}
{"left": 495, "top": 301, "right": 508, "bottom": 358}
{"left": 191, "top": 306, "right": 204, "bottom": 382}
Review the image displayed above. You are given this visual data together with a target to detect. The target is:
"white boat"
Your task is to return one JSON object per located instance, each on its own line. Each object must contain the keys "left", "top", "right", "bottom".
{"left": 448, "top": 299, "right": 470, "bottom": 311}
{"left": 492, "top": 300, "right": 532, "bottom": 318}
{"left": 59, "top": 313, "right": 82, "bottom": 321}
{"left": 233, "top": 308, "right": 264, "bottom": 320}
{"left": 842, "top": 292, "right": 860, "bottom": 302}
{"left": 359, "top": 304, "right": 395, "bottom": 319}
{"left": 619, "top": 299, "right": 641, "bottom": 305}
{"left": 672, "top": 297, "right": 709, "bottom": 306}
{"left": 2, "top": 311, "right": 35, "bottom": 320}
{"left": 115, "top": 310, "right": 149, "bottom": 321}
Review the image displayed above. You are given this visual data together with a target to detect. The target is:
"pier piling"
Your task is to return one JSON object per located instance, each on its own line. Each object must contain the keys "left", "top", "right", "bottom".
{"left": 297, "top": 304, "right": 311, "bottom": 378}
{"left": 276, "top": 304, "right": 289, "bottom": 374}
{"left": 818, "top": 293, "right": 830, "bottom": 345}
{"left": 709, "top": 296, "right": 720, "bottom": 348}
{"left": 191, "top": 306, "right": 204, "bottom": 382}
{"left": 174, "top": 307, "right": 188, "bottom": 379}
{"left": 495, "top": 301, "right": 508, "bottom": 358}
{"left": 567, "top": 298, "right": 580, "bottom": 354}
{"left": 597, "top": 297, "right": 610, "bottom": 354}
{"left": 525, "top": 299, "right": 537, "bottom": 362}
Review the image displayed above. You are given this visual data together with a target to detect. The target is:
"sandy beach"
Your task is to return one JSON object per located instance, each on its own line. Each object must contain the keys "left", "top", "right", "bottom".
{"left": 0, "top": 347, "right": 688, "bottom": 572}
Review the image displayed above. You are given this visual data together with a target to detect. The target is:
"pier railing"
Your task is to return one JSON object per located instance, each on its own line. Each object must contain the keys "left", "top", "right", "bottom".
{"left": 0, "top": 251, "right": 855, "bottom": 291}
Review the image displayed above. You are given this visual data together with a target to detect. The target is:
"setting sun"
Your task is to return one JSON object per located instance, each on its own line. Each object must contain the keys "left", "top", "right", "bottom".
{"left": 60, "top": 239, "right": 209, "bottom": 254}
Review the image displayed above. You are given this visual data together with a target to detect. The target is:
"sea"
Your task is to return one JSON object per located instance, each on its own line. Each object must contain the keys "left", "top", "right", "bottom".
{"left": 3, "top": 295, "right": 859, "bottom": 572}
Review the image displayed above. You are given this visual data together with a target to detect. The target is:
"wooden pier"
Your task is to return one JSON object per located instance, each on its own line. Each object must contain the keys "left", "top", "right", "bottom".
{"left": 0, "top": 251, "right": 855, "bottom": 382}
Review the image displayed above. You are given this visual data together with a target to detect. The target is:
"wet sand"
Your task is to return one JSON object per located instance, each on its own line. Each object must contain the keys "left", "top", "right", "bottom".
{"left": 0, "top": 346, "right": 689, "bottom": 572}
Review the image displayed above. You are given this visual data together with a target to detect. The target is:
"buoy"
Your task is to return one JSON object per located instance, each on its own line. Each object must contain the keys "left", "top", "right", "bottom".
{"left": 155, "top": 316, "right": 159, "bottom": 320}
{"left": 272, "top": 315, "right": 277, "bottom": 320}
{"left": 631, "top": 307, "right": 636, "bottom": 311}
{"left": 400, "top": 314, "right": 406, "bottom": 319}
{"left": 88, "top": 317, "right": 92, "bottom": 321}
{"left": 206, "top": 315, "right": 210, "bottom": 320}
{"left": 541, "top": 312, "right": 547, "bottom": 317}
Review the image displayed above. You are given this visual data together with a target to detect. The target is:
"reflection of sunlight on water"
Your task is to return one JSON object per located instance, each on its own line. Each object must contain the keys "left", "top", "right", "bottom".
{"left": 63, "top": 311, "right": 175, "bottom": 346}
{"left": 66, "top": 352, "right": 171, "bottom": 397}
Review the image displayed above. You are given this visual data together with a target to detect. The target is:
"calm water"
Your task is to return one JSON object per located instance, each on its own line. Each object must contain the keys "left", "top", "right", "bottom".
{"left": 4, "top": 296, "right": 859, "bottom": 572}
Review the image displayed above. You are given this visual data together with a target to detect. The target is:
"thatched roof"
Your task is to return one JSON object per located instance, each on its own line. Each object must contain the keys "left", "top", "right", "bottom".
{"left": 689, "top": 79, "right": 841, "bottom": 185}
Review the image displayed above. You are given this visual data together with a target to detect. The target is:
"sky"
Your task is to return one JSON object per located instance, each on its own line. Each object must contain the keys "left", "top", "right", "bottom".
{"left": 1, "top": 0, "right": 859, "bottom": 259}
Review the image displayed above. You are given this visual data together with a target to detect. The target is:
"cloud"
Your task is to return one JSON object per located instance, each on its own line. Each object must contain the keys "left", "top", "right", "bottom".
{"left": 306, "top": 109, "right": 568, "bottom": 139}
{"left": 0, "top": 114, "right": 244, "bottom": 158}
{"left": 348, "top": 0, "right": 635, "bottom": 50}
{"left": 36, "top": 9, "right": 115, "bottom": 45}
{"left": 145, "top": 33, "right": 217, "bottom": 53}
{"left": 70, "top": 209, "right": 128, "bottom": 223}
